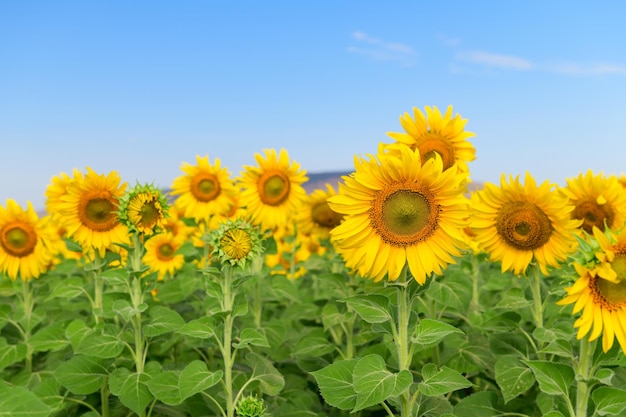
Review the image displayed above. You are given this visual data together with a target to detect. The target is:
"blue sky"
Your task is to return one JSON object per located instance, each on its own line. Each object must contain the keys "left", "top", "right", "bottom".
{"left": 2, "top": 1, "right": 625, "bottom": 210}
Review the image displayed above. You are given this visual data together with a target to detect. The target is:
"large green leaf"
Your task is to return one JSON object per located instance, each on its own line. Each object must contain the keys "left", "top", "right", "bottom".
{"left": 342, "top": 294, "right": 392, "bottom": 324}
{"left": 412, "top": 319, "right": 464, "bottom": 347}
{"left": 109, "top": 368, "right": 153, "bottom": 416}
{"left": 45, "top": 277, "right": 85, "bottom": 300}
{"left": 246, "top": 352, "right": 285, "bottom": 396}
{"left": 30, "top": 322, "right": 70, "bottom": 352}
{"left": 495, "top": 356, "right": 535, "bottom": 403}
{"left": 418, "top": 363, "right": 473, "bottom": 397}
{"left": 146, "top": 370, "right": 182, "bottom": 406}
{"left": 75, "top": 331, "right": 124, "bottom": 358}
{"left": 523, "top": 360, "right": 574, "bottom": 397}
{"left": 310, "top": 359, "right": 357, "bottom": 410}
{"left": 176, "top": 316, "right": 216, "bottom": 339}
{"left": 0, "top": 382, "right": 53, "bottom": 417}
{"left": 233, "top": 327, "right": 270, "bottom": 349}
{"left": 54, "top": 355, "right": 108, "bottom": 395}
{"left": 143, "top": 306, "right": 185, "bottom": 337}
{"left": 0, "top": 337, "right": 27, "bottom": 371}
{"left": 453, "top": 391, "right": 501, "bottom": 417}
{"left": 101, "top": 268, "right": 130, "bottom": 286}
{"left": 351, "top": 354, "right": 412, "bottom": 412}
{"left": 592, "top": 386, "right": 626, "bottom": 416}
{"left": 179, "top": 360, "right": 223, "bottom": 401}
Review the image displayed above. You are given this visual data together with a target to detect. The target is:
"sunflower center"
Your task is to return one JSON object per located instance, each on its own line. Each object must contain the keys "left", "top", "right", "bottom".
{"left": 79, "top": 194, "right": 118, "bottom": 232}
{"left": 220, "top": 229, "right": 252, "bottom": 260}
{"left": 371, "top": 183, "right": 438, "bottom": 247}
{"left": 156, "top": 242, "right": 176, "bottom": 261}
{"left": 258, "top": 171, "right": 290, "bottom": 206}
{"left": 573, "top": 200, "right": 614, "bottom": 233}
{"left": 594, "top": 276, "right": 626, "bottom": 310}
{"left": 416, "top": 133, "right": 456, "bottom": 171}
{"left": 311, "top": 202, "right": 344, "bottom": 229}
{"left": 495, "top": 201, "right": 553, "bottom": 250}
{"left": 611, "top": 254, "right": 626, "bottom": 282}
{"left": 0, "top": 222, "right": 37, "bottom": 257}
{"left": 138, "top": 200, "right": 161, "bottom": 229}
{"left": 191, "top": 174, "right": 221, "bottom": 202}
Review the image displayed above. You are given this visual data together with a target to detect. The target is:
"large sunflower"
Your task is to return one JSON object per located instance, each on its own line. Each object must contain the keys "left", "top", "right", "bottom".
{"left": 57, "top": 167, "right": 129, "bottom": 256}
{"left": 143, "top": 232, "right": 185, "bottom": 280}
{"left": 386, "top": 105, "right": 476, "bottom": 174}
{"left": 327, "top": 144, "right": 468, "bottom": 284}
{"left": 45, "top": 169, "right": 82, "bottom": 219}
{"left": 0, "top": 199, "right": 54, "bottom": 280}
{"left": 470, "top": 172, "right": 581, "bottom": 275}
{"left": 170, "top": 155, "right": 238, "bottom": 224}
{"left": 560, "top": 170, "right": 626, "bottom": 234}
{"left": 295, "top": 183, "right": 344, "bottom": 240}
{"left": 237, "top": 148, "right": 308, "bottom": 230}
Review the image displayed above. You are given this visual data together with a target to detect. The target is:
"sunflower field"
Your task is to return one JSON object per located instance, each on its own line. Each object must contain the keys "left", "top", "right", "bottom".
{"left": 2, "top": 105, "right": 626, "bottom": 417}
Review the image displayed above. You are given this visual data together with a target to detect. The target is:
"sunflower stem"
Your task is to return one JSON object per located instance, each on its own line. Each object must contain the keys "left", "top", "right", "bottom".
{"left": 395, "top": 267, "right": 413, "bottom": 417}
{"left": 528, "top": 264, "right": 545, "bottom": 359}
{"left": 101, "top": 375, "right": 110, "bottom": 417}
{"left": 574, "top": 338, "right": 595, "bottom": 417}
{"left": 221, "top": 265, "right": 236, "bottom": 417}
{"left": 130, "top": 234, "right": 146, "bottom": 375}
{"left": 470, "top": 254, "right": 481, "bottom": 310}
{"left": 20, "top": 278, "right": 34, "bottom": 374}
{"left": 93, "top": 251, "right": 104, "bottom": 324}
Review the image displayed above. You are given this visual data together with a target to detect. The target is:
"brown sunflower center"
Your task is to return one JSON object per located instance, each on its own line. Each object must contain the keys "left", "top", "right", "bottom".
{"left": 495, "top": 201, "right": 553, "bottom": 250}
{"left": 79, "top": 193, "right": 118, "bottom": 232}
{"left": 191, "top": 174, "right": 221, "bottom": 202}
{"left": 593, "top": 275, "right": 626, "bottom": 311}
{"left": 573, "top": 199, "right": 615, "bottom": 233}
{"left": 138, "top": 199, "right": 161, "bottom": 229}
{"left": 415, "top": 133, "right": 456, "bottom": 171}
{"left": 611, "top": 254, "right": 626, "bottom": 282}
{"left": 156, "top": 242, "right": 176, "bottom": 261}
{"left": 371, "top": 183, "right": 438, "bottom": 247}
{"left": 0, "top": 222, "right": 37, "bottom": 257}
{"left": 258, "top": 171, "right": 290, "bottom": 206}
{"left": 311, "top": 202, "right": 344, "bottom": 229}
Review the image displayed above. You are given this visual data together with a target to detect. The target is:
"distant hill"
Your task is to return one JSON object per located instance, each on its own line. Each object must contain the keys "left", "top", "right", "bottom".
{"left": 304, "top": 171, "right": 351, "bottom": 192}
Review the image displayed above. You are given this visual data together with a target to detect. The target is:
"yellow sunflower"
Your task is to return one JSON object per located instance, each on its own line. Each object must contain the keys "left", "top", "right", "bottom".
{"left": 470, "top": 172, "right": 581, "bottom": 275}
{"left": 45, "top": 169, "right": 82, "bottom": 219}
{"left": 560, "top": 170, "right": 626, "bottom": 234}
{"left": 386, "top": 105, "right": 476, "bottom": 174}
{"left": 170, "top": 155, "right": 238, "bottom": 224}
{"left": 295, "top": 183, "right": 344, "bottom": 240}
{"left": 237, "top": 148, "right": 308, "bottom": 230}
{"left": 118, "top": 184, "right": 169, "bottom": 236}
{"left": 143, "top": 232, "right": 185, "bottom": 280}
{"left": 57, "top": 167, "right": 129, "bottom": 256}
{"left": 327, "top": 144, "right": 468, "bottom": 284}
{"left": 0, "top": 199, "right": 54, "bottom": 280}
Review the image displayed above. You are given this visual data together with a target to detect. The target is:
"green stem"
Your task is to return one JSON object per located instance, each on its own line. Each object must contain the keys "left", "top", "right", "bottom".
{"left": 470, "top": 255, "right": 481, "bottom": 310}
{"left": 130, "top": 234, "right": 146, "bottom": 375}
{"left": 93, "top": 251, "right": 104, "bottom": 324}
{"left": 394, "top": 268, "right": 413, "bottom": 417}
{"left": 575, "top": 338, "right": 595, "bottom": 417}
{"left": 221, "top": 266, "right": 236, "bottom": 417}
{"left": 528, "top": 264, "right": 545, "bottom": 359}
{"left": 21, "top": 278, "right": 34, "bottom": 373}
{"left": 101, "top": 376, "right": 110, "bottom": 417}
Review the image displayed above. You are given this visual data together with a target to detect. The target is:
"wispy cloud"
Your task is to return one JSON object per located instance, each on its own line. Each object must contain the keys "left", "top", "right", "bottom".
{"left": 437, "top": 33, "right": 461, "bottom": 47}
{"left": 347, "top": 31, "right": 417, "bottom": 67}
{"left": 547, "top": 62, "right": 626, "bottom": 75}
{"left": 456, "top": 50, "right": 534, "bottom": 71}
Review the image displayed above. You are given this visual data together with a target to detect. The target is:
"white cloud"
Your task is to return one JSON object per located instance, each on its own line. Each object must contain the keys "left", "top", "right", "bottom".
{"left": 547, "top": 62, "right": 626, "bottom": 75}
{"left": 348, "top": 31, "right": 417, "bottom": 67}
{"left": 456, "top": 50, "right": 534, "bottom": 71}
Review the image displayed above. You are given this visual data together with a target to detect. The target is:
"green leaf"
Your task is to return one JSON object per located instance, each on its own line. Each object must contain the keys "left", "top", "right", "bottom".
{"left": 233, "top": 327, "right": 270, "bottom": 349}
{"left": 143, "top": 306, "right": 185, "bottom": 337}
{"left": 495, "top": 356, "right": 535, "bottom": 403}
{"left": 342, "top": 294, "right": 392, "bottom": 324}
{"left": 418, "top": 363, "right": 473, "bottom": 397}
{"left": 293, "top": 328, "right": 336, "bottom": 357}
{"left": 310, "top": 359, "right": 357, "bottom": 410}
{"left": 76, "top": 331, "right": 124, "bottom": 359}
{"left": 351, "top": 354, "right": 412, "bottom": 412}
{"left": 592, "top": 386, "right": 626, "bottom": 416}
{"left": 54, "top": 355, "right": 108, "bottom": 395}
{"left": 101, "top": 268, "right": 130, "bottom": 286}
{"left": 177, "top": 316, "right": 216, "bottom": 339}
{"left": 453, "top": 391, "right": 501, "bottom": 417}
{"left": 112, "top": 299, "right": 135, "bottom": 322}
{"left": 45, "top": 277, "right": 85, "bottom": 300}
{"left": 494, "top": 287, "right": 532, "bottom": 309}
{"left": 146, "top": 370, "right": 182, "bottom": 406}
{"left": 246, "top": 352, "right": 285, "bottom": 396}
{"left": 412, "top": 319, "right": 464, "bottom": 347}
{"left": 109, "top": 368, "right": 153, "bottom": 416}
{"left": 179, "top": 360, "right": 222, "bottom": 401}
{"left": 0, "top": 337, "right": 27, "bottom": 371}
{"left": 30, "top": 322, "right": 70, "bottom": 352}
{"left": 0, "top": 382, "right": 53, "bottom": 417}
{"left": 65, "top": 319, "right": 91, "bottom": 350}
{"left": 524, "top": 360, "right": 574, "bottom": 397}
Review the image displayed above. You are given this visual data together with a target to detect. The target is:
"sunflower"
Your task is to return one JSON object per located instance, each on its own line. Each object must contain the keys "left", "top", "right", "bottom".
{"left": 45, "top": 169, "right": 82, "bottom": 219}
{"left": 237, "top": 148, "right": 308, "bottom": 230}
{"left": 170, "top": 155, "right": 238, "bottom": 224}
{"left": 118, "top": 184, "right": 169, "bottom": 236}
{"left": 327, "top": 144, "right": 468, "bottom": 284}
{"left": 0, "top": 199, "right": 54, "bottom": 280}
{"left": 386, "top": 105, "right": 476, "bottom": 174}
{"left": 143, "top": 232, "right": 185, "bottom": 280}
{"left": 57, "top": 167, "right": 129, "bottom": 256}
{"left": 470, "top": 172, "right": 581, "bottom": 275}
{"left": 208, "top": 218, "right": 264, "bottom": 268}
{"left": 295, "top": 183, "right": 344, "bottom": 240}
{"left": 560, "top": 170, "right": 626, "bottom": 234}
